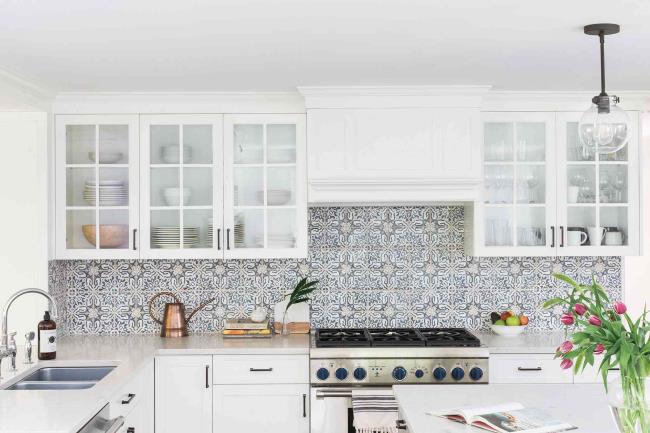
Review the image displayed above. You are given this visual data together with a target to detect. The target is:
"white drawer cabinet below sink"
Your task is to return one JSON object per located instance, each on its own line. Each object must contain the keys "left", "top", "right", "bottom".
{"left": 489, "top": 354, "right": 573, "bottom": 384}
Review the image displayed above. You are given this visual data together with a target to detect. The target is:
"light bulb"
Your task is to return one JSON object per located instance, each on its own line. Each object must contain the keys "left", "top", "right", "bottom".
{"left": 578, "top": 96, "right": 630, "bottom": 154}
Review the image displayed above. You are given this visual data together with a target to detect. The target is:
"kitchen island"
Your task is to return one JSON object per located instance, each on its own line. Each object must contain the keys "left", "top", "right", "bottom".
{"left": 393, "top": 384, "right": 619, "bottom": 433}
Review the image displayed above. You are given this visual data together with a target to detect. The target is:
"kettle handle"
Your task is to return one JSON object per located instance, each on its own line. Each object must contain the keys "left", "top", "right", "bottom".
{"left": 186, "top": 298, "right": 216, "bottom": 323}
{"left": 148, "top": 292, "right": 181, "bottom": 325}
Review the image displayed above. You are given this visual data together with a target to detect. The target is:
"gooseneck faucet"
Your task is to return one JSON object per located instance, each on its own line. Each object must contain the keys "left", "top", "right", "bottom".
{"left": 0, "top": 289, "right": 58, "bottom": 374}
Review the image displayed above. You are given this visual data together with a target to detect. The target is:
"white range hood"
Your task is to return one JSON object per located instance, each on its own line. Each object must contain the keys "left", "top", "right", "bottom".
{"left": 300, "top": 86, "right": 490, "bottom": 204}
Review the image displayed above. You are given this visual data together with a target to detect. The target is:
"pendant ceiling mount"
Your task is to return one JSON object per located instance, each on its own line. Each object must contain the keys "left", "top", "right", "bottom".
{"left": 578, "top": 22, "right": 630, "bottom": 155}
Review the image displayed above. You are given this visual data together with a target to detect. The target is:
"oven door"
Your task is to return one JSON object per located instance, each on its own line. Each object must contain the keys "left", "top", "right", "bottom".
{"left": 311, "top": 387, "right": 392, "bottom": 433}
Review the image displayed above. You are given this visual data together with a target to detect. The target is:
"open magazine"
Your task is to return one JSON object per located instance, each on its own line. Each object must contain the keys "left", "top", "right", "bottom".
{"left": 428, "top": 402, "right": 576, "bottom": 433}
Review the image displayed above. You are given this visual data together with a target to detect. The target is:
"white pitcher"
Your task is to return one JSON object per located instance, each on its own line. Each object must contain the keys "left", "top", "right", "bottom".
{"left": 587, "top": 226, "right": 605, "bottom": 246}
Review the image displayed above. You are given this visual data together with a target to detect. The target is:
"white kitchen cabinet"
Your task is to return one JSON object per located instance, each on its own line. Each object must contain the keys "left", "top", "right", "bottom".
{"left": 489, "top": 354, "right": 573, "bottom": 384}
{"left": 470, "top": 111, "right": 641, "bottom": 256}
{"left": 213, "top": 384, "right": 309, "bottom": 433}
{"left": 306, "top": 107, "right": 482, "bottom": 203}
{"left": 110, "top": 360, "right": 154, "bottom": 433}
{"left": 223, "top": 114, "right": 307, "bottom": 258}
{"left": 55, "top": 114, "right": 140, "bottom": 259}
{"left": 140, "top": 114, "right": 224, "bottom": 259}
{"left": 155, "top": 356, "right": 212, "bottom": 433}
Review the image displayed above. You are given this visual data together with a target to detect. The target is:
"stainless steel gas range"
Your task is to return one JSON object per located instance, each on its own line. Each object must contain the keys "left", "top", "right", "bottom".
{"left": 309, "top": 328, "right": 489, "bottom": 433}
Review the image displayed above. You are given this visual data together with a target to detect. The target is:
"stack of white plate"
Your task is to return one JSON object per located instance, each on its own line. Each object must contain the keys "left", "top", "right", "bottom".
{"left": 207, "top": 219, "right": 213, "bottom": 247}
{"left": 84, "top": 180, "right": 127, "bottom": 206}
{"left": 151, "top": 226, "right": 200, "bottom": 248}
{"left": 255, "top": 233, "right": 295, "bottom": 248}
{"left": 234, "top": 220, "right": 245, "bottom": 247}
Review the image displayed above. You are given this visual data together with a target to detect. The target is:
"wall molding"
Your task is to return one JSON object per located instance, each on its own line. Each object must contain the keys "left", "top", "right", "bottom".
{"left": 0, "top": 68, "right": 53, "bottom": 111}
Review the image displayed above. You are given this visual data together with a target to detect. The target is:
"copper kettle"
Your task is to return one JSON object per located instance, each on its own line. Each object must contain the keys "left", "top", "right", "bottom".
{"left": 148, "top": 292, "right": 215, "bottom": 338}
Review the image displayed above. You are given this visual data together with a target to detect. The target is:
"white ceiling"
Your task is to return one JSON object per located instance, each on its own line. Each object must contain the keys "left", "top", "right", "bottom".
{"left": 1, "top": 0, "right": 649, "bottom": 92}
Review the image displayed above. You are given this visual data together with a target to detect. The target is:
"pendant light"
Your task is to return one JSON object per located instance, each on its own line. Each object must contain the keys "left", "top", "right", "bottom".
{"left": 578, "top": 23, "right": 630, "bottom": 154}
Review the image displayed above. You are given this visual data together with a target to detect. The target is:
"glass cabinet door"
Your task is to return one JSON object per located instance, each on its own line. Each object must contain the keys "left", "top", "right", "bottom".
{"left": 478, "top": 113, "right": 556, "bottom": 256}
{"left": 140, "top": 115, "right": 223, "bottom": 259}
{"left": 55, "top": 115, "right": 139, "bottom": 258}
{"left": 557, "top": 112, "right": 639, "bottom": 255}
{"left": 223, "top": 114, "right": 307, "bottom": 258}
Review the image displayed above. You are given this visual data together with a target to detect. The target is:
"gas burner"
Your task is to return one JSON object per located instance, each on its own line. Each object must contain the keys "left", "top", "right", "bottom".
{"left": 315, "top": 328, "right": 371, "bottom": 347}
{"left": 418, "top": 328, "right": 480, "bottom": 347}
{"left": 367, "top": 328, "right": 425, "bottom": 347}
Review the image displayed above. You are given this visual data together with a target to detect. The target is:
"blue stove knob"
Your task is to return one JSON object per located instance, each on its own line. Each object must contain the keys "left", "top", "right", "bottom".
{"left": 433, "top": 367, "right": 447, "bottom": 381}
{"left": 335, "top": 368, "right": 348, "bottom": 380}
{"left": 353, "top": 367, "right": 367, "bottom": 381}
{"left": 316, "top": 367, "right": 330, "bottom": 381}
{"left": 469, "top": 367, "right": 484, "bottom": 381}
{"left": 414, "top": 369, "right": 425, "bottom": 378}
{"left": 451, "top": 367, "right": 465, "bottom": 381}
{"left": 392, "top": 366, "right": 407, "bottom": 381}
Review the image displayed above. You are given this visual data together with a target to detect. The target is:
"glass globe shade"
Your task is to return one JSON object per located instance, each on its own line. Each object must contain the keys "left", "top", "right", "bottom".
{"left": 578, "top": 97, "right": 630, "bottom": 154}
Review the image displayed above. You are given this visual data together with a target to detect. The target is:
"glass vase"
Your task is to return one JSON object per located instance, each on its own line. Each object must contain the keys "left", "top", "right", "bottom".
{"left": 280, "top": 310, "right": 290, "bottom": 336}
{"left": 607, "top": 375, "right": 650, "bottom": 433}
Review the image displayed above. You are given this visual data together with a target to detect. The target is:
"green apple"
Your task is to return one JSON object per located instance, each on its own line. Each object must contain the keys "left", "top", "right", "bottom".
{"left": 505, "top": 315, "right": 521, "bottom": 326}
{"left": 494, "top": 319, "right": 506, "bottom": 326}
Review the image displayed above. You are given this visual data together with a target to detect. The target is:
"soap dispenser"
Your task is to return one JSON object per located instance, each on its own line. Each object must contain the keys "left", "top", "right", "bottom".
{"left": 38, "top": 311, "right": 56, "bottom": 360}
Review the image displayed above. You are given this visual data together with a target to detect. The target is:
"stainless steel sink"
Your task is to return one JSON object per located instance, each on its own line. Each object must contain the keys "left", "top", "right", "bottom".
{"left": 4, "top": 366, "right": 115, "bottom": 390}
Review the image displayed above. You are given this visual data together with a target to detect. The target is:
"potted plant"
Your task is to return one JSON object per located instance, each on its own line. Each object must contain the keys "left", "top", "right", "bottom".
{"left": 280, "top": 277, "right": 317, "bottom": 335}
{"left": 545, "top": 273, "right": 650, "bottom": 433}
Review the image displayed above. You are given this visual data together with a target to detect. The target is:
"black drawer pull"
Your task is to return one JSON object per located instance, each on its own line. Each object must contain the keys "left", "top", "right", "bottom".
{"left": 302, "top": 393, "right": 307, "bottom": 417}
{"left": 122, "top": 393, "right": 136, "bottom": 404}
{"left": 517, "top": 367, "right": 542, "bottom": 371}
{"left": 205, "top": 365, "right": 210, "bottom": 388}
{"left": 396, "top": 420, "right": 408, "bottom": 430}
{"left": 127, "top": 428, "right": 135, "bottom": 433}
{"left": 249, "top": 367, "right": 273, "bottom": 372}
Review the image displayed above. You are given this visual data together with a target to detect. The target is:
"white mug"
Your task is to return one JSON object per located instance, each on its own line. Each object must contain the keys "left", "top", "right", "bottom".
{"left": 605, "top": 231, "right": 624, "bottom": 246}
{"left": 568, "top": 186, "right": 580, "bottom": 204}
{"left": 587, "top": 226, "right": 605, "bottom": 246}
{"left": 567, "top": 230, "right": 588, "bottom": 246}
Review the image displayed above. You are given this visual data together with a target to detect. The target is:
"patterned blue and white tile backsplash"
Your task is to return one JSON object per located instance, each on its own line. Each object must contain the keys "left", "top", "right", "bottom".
{"left": 49, "top": 206, "right": 622, "bottom": 335}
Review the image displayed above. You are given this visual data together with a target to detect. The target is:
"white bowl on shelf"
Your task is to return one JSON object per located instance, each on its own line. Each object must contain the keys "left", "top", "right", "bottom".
{"left": 88, "top": 151, "right": 124, "bottom": 164}
{"left": 161, "top": 145, "right": 192, "bottom": 164}
{"left": 490, "top": 324, "right": 527, "bottom": 337}
{"left": 163, "top": 187, "right": 191, "bottom": 206}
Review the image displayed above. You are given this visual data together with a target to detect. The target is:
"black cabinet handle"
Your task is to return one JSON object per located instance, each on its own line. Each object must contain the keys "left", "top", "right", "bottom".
{"left": 217, "top": 228, "right": 221, "bottom": 250}
{"left": 559, "top": 226, "right": 565, "bottom": 247}
{"left": 249, "top": 368, "right": 273, "bottom": 372}
{"left": 127, "top": 428, "right": 135, "bottom": 433}
{"left": 132, "top": 229, "right": 137, "bottom": 250}
{"left": 517, "top": 367, "right": 542, "bottom": 371}
{"left": 226, "top": 228, "right": 231, "bottom": 250}
{"left": 205, "top": 365, "right": 210, "bottom": 388}
{"left": 302, "top": 393, "right": 307, "bottom": 417}
{"left": 122, "top": 393, "right": 136, "bottom": 404}
{"left": 550, "top": 226, "right": 555, "bottom": 248}
{"left": 396, "top": 420, "right": 408, "bottom": 430}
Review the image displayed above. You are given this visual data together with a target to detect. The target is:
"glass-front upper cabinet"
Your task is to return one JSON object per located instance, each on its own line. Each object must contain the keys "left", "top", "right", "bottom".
{"left": 55, "top": 115, "right": 139, "bottom": 259}
{"left": 476, "top": 112, "right": 556, "bottom": 256}
{"left": 556, "top": 112, "right": 640, "bottom": 256}
{"left": 140, "top": 115, "right": 223, "bottom": 259}
{"left": 223, "top": 114, "right": 307, "bottom": 258}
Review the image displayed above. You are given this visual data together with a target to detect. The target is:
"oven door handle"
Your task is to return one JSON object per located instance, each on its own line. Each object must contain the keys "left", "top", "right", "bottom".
{"left": 316, "top": 389, "right": 353, "bottom": 399}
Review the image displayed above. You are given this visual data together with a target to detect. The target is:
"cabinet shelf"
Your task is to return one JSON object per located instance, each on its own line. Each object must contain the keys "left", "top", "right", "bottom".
{"left": 150, "top": 163, "right": 214, "bottom": 168}
{"left": 66, "top": 205, "right": 130, "bottom": 210}
{"left": 65, "top": 163, "right": 129, "bottom": 168}
{"left": 150, "top": 205, "right": 213, "bottom": 210}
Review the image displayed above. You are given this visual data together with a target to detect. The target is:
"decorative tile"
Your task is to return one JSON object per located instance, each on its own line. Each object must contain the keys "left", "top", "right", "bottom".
{"left": 49, "top": 206, "right": 622, "bottom": 335}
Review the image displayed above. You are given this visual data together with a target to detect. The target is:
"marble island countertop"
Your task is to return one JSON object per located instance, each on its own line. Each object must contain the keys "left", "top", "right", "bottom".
{"left": 0, "top": 334, "right": 311, "bottom": 433}
{"left": 394, "top": 383, "right": 619, "bottom": 433}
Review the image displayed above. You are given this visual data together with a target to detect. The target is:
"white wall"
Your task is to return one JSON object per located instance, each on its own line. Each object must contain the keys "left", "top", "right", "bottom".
{"left": 0, "top": 112, "right": 49, "bottom": 344}
{"left": 624, "top": 113, "right": 650, "bottom": 317}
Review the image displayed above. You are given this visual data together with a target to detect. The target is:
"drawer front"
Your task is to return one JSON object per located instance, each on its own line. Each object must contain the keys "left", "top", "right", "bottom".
{"left": 489, "top": 354, "right": 573, "bottom": 384}
{"left": 213, "top": 355, "right": 309, "bottom": 384}
{"left": 110, "top": 366, "right": 146, "bottom": 418}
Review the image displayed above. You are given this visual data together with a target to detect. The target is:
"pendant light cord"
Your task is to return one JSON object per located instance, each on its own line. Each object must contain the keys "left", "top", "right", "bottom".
{"left": 599, "top": 31, "right": 607, "bottom": 96}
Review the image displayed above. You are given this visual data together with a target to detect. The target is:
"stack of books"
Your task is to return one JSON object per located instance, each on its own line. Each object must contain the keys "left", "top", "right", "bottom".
{"left": 222, "top": 318, "right": 272, "bottom": 338}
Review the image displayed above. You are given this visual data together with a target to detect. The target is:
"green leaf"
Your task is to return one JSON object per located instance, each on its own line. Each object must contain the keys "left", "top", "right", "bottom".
{"left": 543, "top": 298, "right": 566, "bottom": 309}
{"left": 553, "top": 273, "right": 580, "bottom": 289}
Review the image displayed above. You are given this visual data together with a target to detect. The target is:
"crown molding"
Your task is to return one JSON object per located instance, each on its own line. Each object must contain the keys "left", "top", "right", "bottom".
{"left": 0, "top": 68, "right": 53, "bottom": 111}
{"left": 298, "top": 85, "right": 492, "bottom": 109}
{"left": 52, "top": 91, "right": 305, "bottom": 114}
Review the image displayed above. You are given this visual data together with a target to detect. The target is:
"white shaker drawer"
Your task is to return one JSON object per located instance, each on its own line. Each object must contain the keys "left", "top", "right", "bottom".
{"left": 489, "top": 354, "right": 573, "bottom": 384}
{"left": 212, "top": 355, "right": 309, "bottom": 384}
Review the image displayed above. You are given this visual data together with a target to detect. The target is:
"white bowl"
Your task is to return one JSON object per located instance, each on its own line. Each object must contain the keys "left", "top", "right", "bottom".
{"left": 163, "top": 187, "right": 191, "bottom": 206}
{"left": 490, "top": 324, "right": 527, "bottom": 337}
{"left": 88, "top": 151, "right": 123, "bottom": 164}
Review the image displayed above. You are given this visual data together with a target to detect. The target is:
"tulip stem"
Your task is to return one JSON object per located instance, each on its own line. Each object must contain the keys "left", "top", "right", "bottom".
{"left": 615, "top": 374, "right": 650, "bottom": 433}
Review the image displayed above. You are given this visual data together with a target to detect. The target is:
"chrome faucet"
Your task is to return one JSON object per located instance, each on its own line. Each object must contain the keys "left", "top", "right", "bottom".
{"left": 0, "top": 289, "right": 58, "bottom": 375}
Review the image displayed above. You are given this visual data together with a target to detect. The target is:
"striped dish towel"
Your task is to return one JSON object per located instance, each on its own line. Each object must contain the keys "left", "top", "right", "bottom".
{"left": 352, "top": 389, "right": 399, "bottom": 433}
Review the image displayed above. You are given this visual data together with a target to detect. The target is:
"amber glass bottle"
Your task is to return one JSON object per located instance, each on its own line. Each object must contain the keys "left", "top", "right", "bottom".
{"left": 38, "top": 311, "right": 57, "bottom": 360}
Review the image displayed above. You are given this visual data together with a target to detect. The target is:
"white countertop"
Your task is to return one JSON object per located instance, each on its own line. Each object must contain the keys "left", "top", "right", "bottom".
{"left": 394, "top": 384, "right": 618, "bottom": 433}
{"left": 475, "top": 331, "right": 567, "bottom": 354}
{"left": 0, "top": 333, "right": 310, "bottom": 433}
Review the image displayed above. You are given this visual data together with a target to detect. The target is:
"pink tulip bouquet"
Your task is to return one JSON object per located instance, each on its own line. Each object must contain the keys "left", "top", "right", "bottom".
{"left": 544, "top": 273, "right": 650, "bottom": 433}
